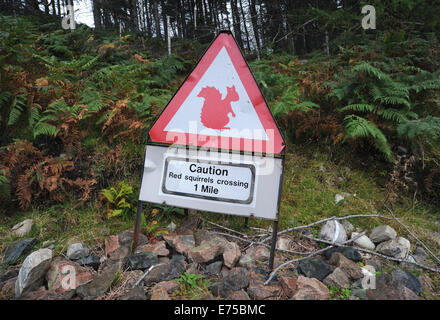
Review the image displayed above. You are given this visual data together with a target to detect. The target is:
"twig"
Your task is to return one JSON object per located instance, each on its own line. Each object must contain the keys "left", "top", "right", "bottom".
{"left": 264, "top": 232, "right": 367, "bottom": 285}
{"left": 133, "top": 263, "right": 164, "bottom": 288}
{"left": 210, "top": 231, "right": 309, "bottom": 256}
{"left": 302, "top": 234, "right": 440, "bottom": 274}
{"left": 261, "top": 214, "right": 396, "bottom": 243}
{"left": 383, "top": 204, "right": 440, "bottom": 265}
{"left": 201, "top": 218, "right": 249, "bottom": 238}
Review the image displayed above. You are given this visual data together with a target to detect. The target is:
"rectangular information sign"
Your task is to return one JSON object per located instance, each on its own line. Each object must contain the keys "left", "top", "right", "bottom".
{"left": 139, "top": 145, "right": 282, "bottom": 220}
{"left": 162, "top": 158, "right": 255, "bottom": 204}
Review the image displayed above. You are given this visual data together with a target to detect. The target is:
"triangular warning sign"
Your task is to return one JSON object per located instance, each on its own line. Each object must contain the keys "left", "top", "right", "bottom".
{"left": 149, "top": 31, "right": 285, "bottom": 155}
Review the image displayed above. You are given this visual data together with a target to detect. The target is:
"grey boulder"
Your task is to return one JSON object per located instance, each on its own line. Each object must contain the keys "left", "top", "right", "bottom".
{"left": 370, "top": 225, "right": 397, "bottom": 244}
{"left": 318, "top": 220, "right": 347, "bottom": 244}
{"left": 15, "top": 248, "right": 52, "bottom": 297}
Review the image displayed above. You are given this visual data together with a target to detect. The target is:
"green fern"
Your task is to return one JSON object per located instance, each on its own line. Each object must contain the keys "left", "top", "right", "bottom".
{"left": 343, "top": 115, "right": 392, "bottom": 161}
{"left": 0, "top": 169, "right": 10, "bottom": 199}
{"left": 7, "top": 93, "right": 27, "bottom": 126}
{"left": 398, "top": 117, "right": 440, "bottom": 142}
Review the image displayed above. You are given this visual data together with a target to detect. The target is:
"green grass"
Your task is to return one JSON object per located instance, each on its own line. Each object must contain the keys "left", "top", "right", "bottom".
{"left": 173, "top": 272, "right": 213, "bottom": 300}
{"left": 328, "top": 285, "right": 352, "bottom": 300}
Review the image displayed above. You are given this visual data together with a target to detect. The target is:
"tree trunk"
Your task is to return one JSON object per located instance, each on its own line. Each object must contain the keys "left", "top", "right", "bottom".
{"left": 92, "top": 0, "right": 102, "bottom": 29}
{"left": 249, "top": 0, "right": 261, "bottom": 53}
{"left": 231, "top": 0, "right": 243, "bottom": 48}
{"left": 239, "top": 0, "right": 251, "bottom": 51}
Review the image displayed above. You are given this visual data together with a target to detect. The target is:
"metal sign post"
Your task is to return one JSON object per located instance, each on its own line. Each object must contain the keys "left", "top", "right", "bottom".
{"left": 133, "top": 31, "right": 286, "bottom": 271}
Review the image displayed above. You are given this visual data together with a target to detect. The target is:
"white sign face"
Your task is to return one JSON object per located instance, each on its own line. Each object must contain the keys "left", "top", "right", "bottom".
{"left": 139, "top": 145, "right": 283, "bottom": 220}
{"left": 164, "top": 47, "right": 268, "bottom": 140}
{"left": 162, "top": 158, "right": 255, "bottom": 204}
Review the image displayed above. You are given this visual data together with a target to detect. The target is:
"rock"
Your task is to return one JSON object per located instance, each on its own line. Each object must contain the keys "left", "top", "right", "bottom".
{"left": 222, "top": 242, "right": 241, "bottom": 268}
{"left": 186, "top": 262, "right": 200, "bottom": 275}
{"left": 166, "top": 222, "right": 176, "bottom": 232}
{"left": 66, "top": 243, "right": 90, "bottom": 260}
{"left": 323, "top": 247, "right": 362, "bottom": 262}
{"left": 150, "top": 286, "right": 171, "bottom": 300}
{"left": 335, "top": 194, "right": 345, "bottom": 204}
{"left": 135, "top": 241, "right": 170, "bottom": 256}
{"left": 163, "top": 233, "right": 195, "bottom": 255}
{"left": 154, "top": 280, "right": 180, "bottom": 294}
{"left": 159, "top": 257, "right": 170, "bottom": 264}
{"left": 176, "top": 214, "right": 201, "bottom": 232}
{"left": 369, "top": 225, "right": 397, "bottom": 244}
{"left": 366, "top": 273, "right": 417, "bottom": 300}
{"left": 105, "top": 235, "right": 120, "bottom": 257}
{"left": 118, "top": 230, "right": 149, "bottom": 248}
{"left": 402, "top": 286, "right": 420, "bottom": 300}
{"left": 205, "top": 261, "right": 223, "bottom": 276}
{"left": 121, "top": 270, "right": 144, "bottom": 288}
{"left": 351, "top": 232, "right": 375, "bottom": 250}
{"left": 323, "top": 267, "right": 350, "bottom": 288}
{"left": 171, "top": 254, "right": 187, "bottom": 264}
{"left": 298, "top": 258, "right": 332, "bottom": 281}
{"left": 276, "top": 237, "right": 291, "bottom": 251}
{"left": 376, "top": 237, "right": 410, "bottom": 259}
{"left": 329, "top": 252, "right": 364, "bottom": 280}
{"left": 341, "top": 221, "right": 354, "bottom": 233}
{"left": 75, "top": 255, "right": 101, "bottom": 270}
{"left": 42, "top": 240, "right": 55, "bottom": 249}
{"left": 209, "top": 267, "right": 249, "bottom": 298}
{"left": 125, "top": 252, "right": 158, "bottom": 270}
{"left": 364, "top": 258, "right": 381, "bottom": 272}
{"left": 11, "top": 219, "right": 33, "bottom": 237}
{"left": 278, "top": 276, "right": 297, "bottom": 298}
{"left": 142, "top": 257, "right": 186, "bottom": 285}
{"left": 418, "top": 274, "right": 434, "bottom": 293}
{"left": 351, "top": 288, "right": 367, "bottom": 300}
{"left": 15, "top": 248, "right": 52, "bottom": 297}
{"left": 391, "top": 269, "right": 422, "bottom": 295}
{"left": 227, "top": 290, "right": 250, "bottom": 300}
{"left": 0, "top": 268, "right": 18, "bottom": 283}
{"left": 19, "top": 286, "right": 65, "bottom": 300}
{"left": 120, "top": 286, "right": 146, "bottom": 300}
{"left": 188, "top": 241, "right": 223, "bottom": 263}
{"left": 413, "top": 247, "right": 427, "bottom": 264}
{"left": 1, "top": 277, "right": 17, "bottom": 296}
{"left": 46, "top": 258, "right": 93, "bottom": 299}
{"left": 108, "top": 246, "right": 131, "bottom": 263}
{"left": 291, "top": 276, "right": 330, "bottom": 300}
{"left": 247, "top": 281, "right": 281, "bottom": 300}
{"left": 245, "top": 245, "right": 270, "bottom": 262}
{"left": 413, "top": 247, "right": 427, "bottom": 258}
{"left": 318, "top": 220, "right": 347, "bottom": 243}
{"left": 76, "top": 262, "right": 122, "bottom": 300}
{"left": 3, "top": 238, "right": 37, "bottom": 264}
{"left": 238, "top": 254, "right": 255, "bottom": 269}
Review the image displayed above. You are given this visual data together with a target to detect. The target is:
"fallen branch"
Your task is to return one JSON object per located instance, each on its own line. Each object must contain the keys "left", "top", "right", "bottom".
{"left": 264, "top": 231, "right": 367, "bottom": 285}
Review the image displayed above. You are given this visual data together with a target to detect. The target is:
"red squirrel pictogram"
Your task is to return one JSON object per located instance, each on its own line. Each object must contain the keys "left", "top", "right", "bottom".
{"left": 198, "top": 85, "right": 239, "bottom": 130}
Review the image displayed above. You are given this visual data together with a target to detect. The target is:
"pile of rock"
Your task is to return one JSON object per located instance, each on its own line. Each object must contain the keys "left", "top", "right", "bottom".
{"left": 0, "top": 217, "right": 436, "bottom": 301}
{"left": 318, "top": 220, "right": 413, "bottom": 261}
